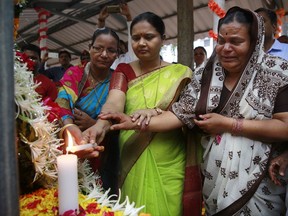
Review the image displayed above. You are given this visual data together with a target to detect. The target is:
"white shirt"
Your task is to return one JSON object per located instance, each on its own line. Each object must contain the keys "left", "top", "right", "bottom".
{"left": 111, "top": 21, "right": 138, "bottom": 70}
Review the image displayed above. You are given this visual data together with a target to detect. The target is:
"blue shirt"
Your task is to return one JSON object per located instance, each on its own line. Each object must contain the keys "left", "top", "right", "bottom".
{"left": 268, "top": 39, "right": 288, "bottom": 61}
{"left": 39, "top": 64, "right": 73, "bottom": 82}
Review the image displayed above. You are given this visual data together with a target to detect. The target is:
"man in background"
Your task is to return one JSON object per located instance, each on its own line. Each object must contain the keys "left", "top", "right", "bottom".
{"left": 40, "top": 50, "right": 73, "bottom": 82}
{"left": 255, "top": 8, "right": 288, "bottom": 60}
{"left": 21, "top": 44, "right": 58, "bottom": 101}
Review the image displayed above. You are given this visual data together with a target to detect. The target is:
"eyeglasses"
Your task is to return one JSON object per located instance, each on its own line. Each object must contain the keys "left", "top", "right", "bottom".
{"left": 91, "top": 46, "right": 118, "bottom": 56}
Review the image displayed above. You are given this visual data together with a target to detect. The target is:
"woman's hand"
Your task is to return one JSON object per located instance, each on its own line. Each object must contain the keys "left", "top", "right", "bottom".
{"left": 268, "top": 150, "right": 288, "bottom": 186}
{"left": 62, "top": 124, "right": 105, "bottom": 158}
{"left": 62, "top": 124, "right": 83, "bottom": 145}
{"left": 130, "top": 108, "right": 159, "bottom": 127}
{"left": 74, "top": 108, "right": 97, "bottom": 131}
{"left": 99, "top": 112, "right": 141, "bottom": 130}
{"left": 82, "top": 119, "right": 111, "bottom": 144}
{"left": 194, "top": 113, "right": 233, "bottom": 135}
{"left": 73, "top": 145, "right": 105, "bottom": 159}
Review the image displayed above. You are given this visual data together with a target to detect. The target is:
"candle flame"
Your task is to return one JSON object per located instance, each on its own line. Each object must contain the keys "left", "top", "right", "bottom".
{"left": 66, "top": 130, "right": 74, "bottom": 153}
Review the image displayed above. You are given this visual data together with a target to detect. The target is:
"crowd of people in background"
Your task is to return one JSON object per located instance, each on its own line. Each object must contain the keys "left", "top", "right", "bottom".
{"left": 19, "top": 3, "right": 288, "bottom": 216}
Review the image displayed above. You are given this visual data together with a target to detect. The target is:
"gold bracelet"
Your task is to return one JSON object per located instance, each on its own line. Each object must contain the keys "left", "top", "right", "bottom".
{"left": 154, "top": 107, "right": 163, "bottom": 115}
{"left": 59, "top": 123, "right": 76, "bottom": 138}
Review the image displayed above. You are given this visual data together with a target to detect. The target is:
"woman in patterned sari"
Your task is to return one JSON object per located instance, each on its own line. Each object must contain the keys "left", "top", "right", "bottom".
{"left": 82, "top": 12, "right": 202, "bottom": 216}
{"left": 56, "top": 27, "right": 120, "bottom": 194}
{"left": 99, "top": 7, "right": 288, "bottom": 215}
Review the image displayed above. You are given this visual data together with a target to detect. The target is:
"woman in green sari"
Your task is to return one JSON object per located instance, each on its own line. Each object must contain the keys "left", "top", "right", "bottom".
{"left": 83, "top": 12, "right": 201, "bottom": 216}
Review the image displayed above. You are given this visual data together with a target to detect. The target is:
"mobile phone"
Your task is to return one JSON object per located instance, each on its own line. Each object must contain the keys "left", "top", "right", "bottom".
{"left": 107, "top": 5, "right": 121, "bottom": 13}
{"left": 48, "top": 52, "right": 58, "bottom": 58}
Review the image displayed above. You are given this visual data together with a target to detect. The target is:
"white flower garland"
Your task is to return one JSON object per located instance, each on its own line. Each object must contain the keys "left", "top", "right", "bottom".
{"left": 14, "top": 52, "right": 144, "bottom": 215}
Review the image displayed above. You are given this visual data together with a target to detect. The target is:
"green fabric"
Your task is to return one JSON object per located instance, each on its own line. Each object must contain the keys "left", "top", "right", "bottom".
{"left": 119, "top": 64, "right": 192, "bottom": 216}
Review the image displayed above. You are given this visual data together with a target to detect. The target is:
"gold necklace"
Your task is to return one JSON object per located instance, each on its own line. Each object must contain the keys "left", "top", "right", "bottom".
{"left": 139, "top": 59, "right": 162, "bottom": 109}
{"left": 89, "top": 69, "right": 111, "bottom": 107}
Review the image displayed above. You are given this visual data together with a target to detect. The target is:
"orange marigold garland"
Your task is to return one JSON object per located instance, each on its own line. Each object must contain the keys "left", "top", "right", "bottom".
{"left": 14, "top": 17, "right": 20, "bottom": 40}
{"left": 208, "top": 0, "right": 226, "bottom": 18}
{"left": 208, "top": 0, "right": 226, "bottom": 41}
{"left": 209, "top": 30, "right": 218, "bottom": 41}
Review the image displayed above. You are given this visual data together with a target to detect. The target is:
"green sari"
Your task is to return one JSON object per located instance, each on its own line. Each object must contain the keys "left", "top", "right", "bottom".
{"left": 115, "top": 63, "right": 192, "bottom": 215}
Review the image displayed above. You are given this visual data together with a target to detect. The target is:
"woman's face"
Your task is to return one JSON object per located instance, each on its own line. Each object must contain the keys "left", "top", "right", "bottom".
{"left": 89, "top": 34, "right": 118, "bottom": 70}
{"left": 216, "top": 21, "right": 251, "bottom": 74}
{"left": 131, "top": 21, "right": 163, "bottom": 61}
{"left": 194, "top": 48, "right": 206, "bottom": 67}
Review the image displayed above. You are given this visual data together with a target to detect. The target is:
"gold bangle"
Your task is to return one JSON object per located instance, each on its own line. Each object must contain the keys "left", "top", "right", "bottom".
{"left": 154, "top": 107, "right": 163, "bottom": 115}
{"left": 59, "top": 123, "right": 76, "bottom": 138}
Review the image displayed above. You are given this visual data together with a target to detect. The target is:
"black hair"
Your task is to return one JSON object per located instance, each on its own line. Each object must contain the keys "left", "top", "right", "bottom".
{"left": 21, "top": 43, "right": 41, "bottom": 58}
{"left": 255, "top": 8, "right": 277, "bottom": 26}
{"left": 130, "top": 12, "right": 165, "bottom": 38}
{"left": 80, "top": 50, "right": 90, "bottom": 60}
{"left": 90, "top": 27, "right": 120, "bottom": 48}
{"left": 119, "top": 39, "right": 127, "bottom": 49}
{"left": 58, "top": 50, "right": 71, "bottom": 59}
{"left": 218, "top": 7, "right": 254, "bottom": 31}
{"left": 194, "top": 46, "right": 207, "bottom": 56}
{"left": 218, "top": 7, "right": 254, "bottom": 43}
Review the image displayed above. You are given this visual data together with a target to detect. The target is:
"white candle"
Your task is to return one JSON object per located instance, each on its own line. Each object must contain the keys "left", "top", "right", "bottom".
{"left": 57, "top": 130, "right": 79, "bottom": 215}
{"left": 57, "top": 154, "right": 79, "bottom": 215}
{"left": 67, "top": 143, "right": 97, "bottom": 153}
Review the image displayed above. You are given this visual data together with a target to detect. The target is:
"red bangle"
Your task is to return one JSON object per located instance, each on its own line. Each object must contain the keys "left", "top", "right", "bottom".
{"left": 232, "top": 118, "right": 243, "bottom": 135}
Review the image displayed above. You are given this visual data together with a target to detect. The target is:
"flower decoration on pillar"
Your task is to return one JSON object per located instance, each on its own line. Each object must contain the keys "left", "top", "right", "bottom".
{"left": 35, "top": 8, "right": 50, "bottom": 59}
{"left": 208, "top": 0, "right": 226, "bottom": 41}
{"left": 275, "top": 8, "right": 285, "bottom": 38}
{"left": 14, "top": 0, "right": 30, "bottom": 39}
{"left": 208, "top": 30, "right": 218, "bottom": 41}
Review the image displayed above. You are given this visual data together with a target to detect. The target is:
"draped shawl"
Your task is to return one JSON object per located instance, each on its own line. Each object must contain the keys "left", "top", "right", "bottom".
{"left": 172, "top": 7, "right": 288, "bottom": 216}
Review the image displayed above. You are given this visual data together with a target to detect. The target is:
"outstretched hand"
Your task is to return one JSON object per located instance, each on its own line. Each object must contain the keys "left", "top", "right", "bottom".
{"left": 62, "top": 124, "right": 103, "bottom": 159}
{"left": 99, "top": 112, "right": 141, "bottom": 130}
{"left": 73, "top": 145, "right": 105, "bottom": 159}
{"left": 130, "top": 108, "right": 158, "bottom": 127}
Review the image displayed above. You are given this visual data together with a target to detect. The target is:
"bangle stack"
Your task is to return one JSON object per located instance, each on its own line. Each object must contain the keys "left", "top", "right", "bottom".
{"left": 231, "top": 118, "right": 243, "bottom": 135}
{"left": 59, "top": 123, "right": 76, "bottom": 138}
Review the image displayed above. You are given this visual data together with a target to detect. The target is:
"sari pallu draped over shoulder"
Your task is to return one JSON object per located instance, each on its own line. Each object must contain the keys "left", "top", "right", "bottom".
{"left": 57, "top": 63, "right": 110, "bottom": 121}
{"left": 117, "top": 63, "right": 202, "bottom": 216}
{"left": 172, "top": 7, "right": 288, "bottom": 216}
